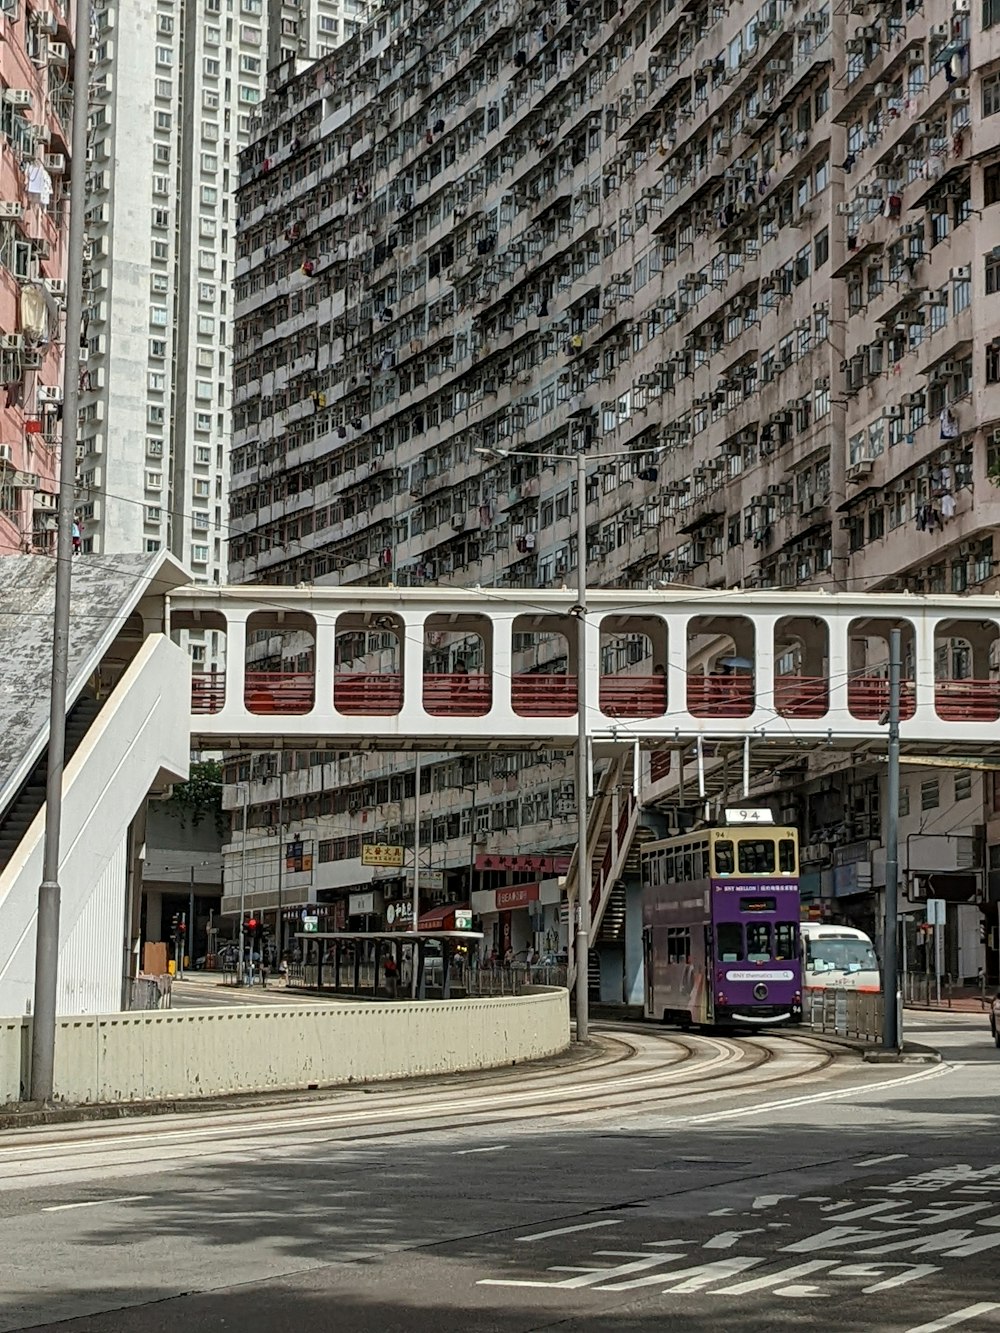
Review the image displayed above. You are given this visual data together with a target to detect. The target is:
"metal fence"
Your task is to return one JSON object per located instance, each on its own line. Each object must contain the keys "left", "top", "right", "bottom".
{"left": 465, "top": 965, "right": 569, "bottom": 996}
{"left": 807, "top": 989, "right": 883, "bottom": 1042}
{"left": 283, "top": 960, "right": 568, "bottom": 998}
{"left": 123, "top": 975, "right": 172, "bottom": 1010}
{"left": 901, "top": 971, "right": 989, "bottom": 1009}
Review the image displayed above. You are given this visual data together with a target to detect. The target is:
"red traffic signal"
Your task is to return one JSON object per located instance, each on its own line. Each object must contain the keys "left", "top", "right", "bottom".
{"left": 247, "top": 917, "right": 258, "bottom": 931}
{"left": 178, "top": 922, "right": 186, "bottom": 935}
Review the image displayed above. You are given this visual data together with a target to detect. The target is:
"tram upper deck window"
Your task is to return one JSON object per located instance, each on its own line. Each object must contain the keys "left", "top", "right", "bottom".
{"left": 779, "top": 839, "right": 796, "bottom": 873}
{"left": 737, "top": 838, "right": 776, "bottom": 874}
{"left": 714, "top": 840, "right": 735, "bottom": 875}
{"left": 717, "top": 922, "right": 743, "bottom": 962}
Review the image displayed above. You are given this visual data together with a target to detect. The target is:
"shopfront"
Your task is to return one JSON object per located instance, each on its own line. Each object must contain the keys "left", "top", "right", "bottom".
{"left": 471, "top": 877, "right": 565, "bottom": 961}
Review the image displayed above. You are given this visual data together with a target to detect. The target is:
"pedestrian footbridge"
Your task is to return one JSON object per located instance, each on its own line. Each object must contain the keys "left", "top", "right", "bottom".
{"left": 175, "top": 584, "right": 1000, "bottom": 752}
{"left": 5, "top": 555, "right": 1000, "bottom": 1023}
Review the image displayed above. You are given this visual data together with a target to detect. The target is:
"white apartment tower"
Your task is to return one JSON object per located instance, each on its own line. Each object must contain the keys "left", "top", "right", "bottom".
{"left": 76, "top": 0, "right": 351, "bottom": 666}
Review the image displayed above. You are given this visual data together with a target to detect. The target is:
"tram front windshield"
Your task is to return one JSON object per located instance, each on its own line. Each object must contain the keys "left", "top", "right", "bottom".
{"left": 717, "top": 922, "right": 798, "bottom": 963}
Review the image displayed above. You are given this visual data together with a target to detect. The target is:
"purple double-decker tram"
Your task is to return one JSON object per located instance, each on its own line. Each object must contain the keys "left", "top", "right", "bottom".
{"left": 641, "top": 815, "right": 803, "bottom": 1029}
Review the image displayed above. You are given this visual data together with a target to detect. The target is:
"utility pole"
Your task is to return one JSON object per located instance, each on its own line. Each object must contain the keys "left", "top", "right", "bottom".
{"left": 238, "top": 782, "right": 249, "bottom": 983}
{"left": 411, "top": 753, "right": 422, "bottom": 999}
{"left": 276, "top": 767, "right": 284, "bottom": 965}
{"left": 575, "top": 447, "right": 590, "bottom": 1043}
{"left": 29, "top": 0, "right": 92, "bottom": 1103}
{"left": 883, "top": 628, "right": 902, "bottom": 1051}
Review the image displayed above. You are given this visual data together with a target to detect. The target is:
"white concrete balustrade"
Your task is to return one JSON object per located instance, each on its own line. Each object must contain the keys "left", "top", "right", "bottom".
{"left": 0, "top": 989, "right": 570, "bottom": 1104}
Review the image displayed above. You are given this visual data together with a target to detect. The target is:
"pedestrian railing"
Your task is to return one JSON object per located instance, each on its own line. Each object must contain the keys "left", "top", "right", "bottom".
{"left": 902, "top": 971, "right": 989, "bottom": 1009}
{"left": 123, "top": 975, "right": 172, "bottom": 1010}
{"left": 807, "top": 989, "right": 883, "bottom": 1043}
{"left": 465, "top": 965, "right": 569, "bottom": 996}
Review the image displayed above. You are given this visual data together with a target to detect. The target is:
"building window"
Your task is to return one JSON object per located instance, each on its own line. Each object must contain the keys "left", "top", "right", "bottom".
{"left": 984, "top": 72, "right": 1000, "bottom": 117}
{"left": 954, "top": 276, "right": 971, "bottom": 313}
{"left": 195, "top": 379, "right": 214, "bottom": 401}
{"left": 986, "top": 0, "right": 1000, "bottom": 30}
{"left": 145, "top": 470, "right": 163, "bottom": 491}
{"left": 899, "top": 786, "right": 910, "bottom": 817}
{"left": 954, "top": 770, "right": 972, "bottom": 802}
{"left": 155, "top": 45, "right": 173, "bottom": 66}
{"left": 987, "top": 251, "right": 1000, "bottom": 294}
{"left": 201, "top": 153, "right": 218, "bottom": 173}
{"left": 145, "top": 539, "right": 162, "bottom": 553}
{"left": 191, "top": 544, "right": 210, "bottom": 564}
{"left": 147, "top": 405, "right": 165, "bottom": 425}
{"left": 238, "top": 85, "right": 261, "bottom": 105}
{"left": 814, "top": 227, "right": 829, "bottom": 269}
{"left": 203, "top": 58, "right": 220, "bottom": 77}
{"left": 154, "top": 111, "right": 171, "bottom": 130}
{"left": 152, "top": 208, "right": 170, "bottom": 230}
{"left": 152, "top": 241, "right": 169, "bottom": 261}
{"left": 920, "top": 778, "right": 939, "bottom": 811}
{"left": 150, "top": 305, "right": 168, "bottom": 326}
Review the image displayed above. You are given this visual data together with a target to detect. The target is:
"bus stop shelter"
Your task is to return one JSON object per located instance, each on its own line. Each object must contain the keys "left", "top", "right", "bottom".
{"left": 293, "top": 929, "right": 484, "bottom": 1000}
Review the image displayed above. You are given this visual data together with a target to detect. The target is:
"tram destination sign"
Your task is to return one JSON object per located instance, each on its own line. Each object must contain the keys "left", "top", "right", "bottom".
{"left": 724, "top": 808, "right": 776, "bottom": 824}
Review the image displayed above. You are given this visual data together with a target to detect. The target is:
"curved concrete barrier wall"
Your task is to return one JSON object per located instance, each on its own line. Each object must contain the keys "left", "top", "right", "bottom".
{"left": 0, "top": 988, "right": 570, "bottom": 1105}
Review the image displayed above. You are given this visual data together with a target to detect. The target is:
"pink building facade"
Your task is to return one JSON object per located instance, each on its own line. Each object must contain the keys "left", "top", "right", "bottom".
{"left": 0, "top": 0, "right": 72, "bottom": 555}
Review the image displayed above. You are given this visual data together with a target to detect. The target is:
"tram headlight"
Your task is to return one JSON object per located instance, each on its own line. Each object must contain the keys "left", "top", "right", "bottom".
{"left": 716, "top": 990, "right": 727, "bottom": 1006}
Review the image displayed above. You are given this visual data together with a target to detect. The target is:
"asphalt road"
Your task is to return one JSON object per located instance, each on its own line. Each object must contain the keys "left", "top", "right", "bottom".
{"left": 2, "top": 1010, "right": 998, "bottom": 1333}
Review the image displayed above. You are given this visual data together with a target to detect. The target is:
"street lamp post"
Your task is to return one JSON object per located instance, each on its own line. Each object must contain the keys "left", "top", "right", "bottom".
{"left": 574, "top": 447, "right": 591, "bottom": 1043}
{"left": 474, "top": 440, "right": 658, "bottom": 1043}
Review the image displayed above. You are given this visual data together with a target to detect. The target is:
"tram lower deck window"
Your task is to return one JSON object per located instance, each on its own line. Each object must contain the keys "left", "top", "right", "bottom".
{"left": 717, "top": 923, "right": 743, "bottom": 961}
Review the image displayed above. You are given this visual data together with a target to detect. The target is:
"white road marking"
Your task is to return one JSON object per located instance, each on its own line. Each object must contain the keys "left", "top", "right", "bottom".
{"left": 905, "top": 1304, "right": 1000, "bottom": 1333}
{"left": 517, "top": 1220, "right": 623, "bottom": 1243}
{"left": 673, "top": 1064, "right": 949, "bottom": 1125}
{"left": 858, "top": 1154, "right": 909, "bottom": 1167}
{"left": 453, "top": 1145, "right": 508, "bottom": 1155}
{"left": 42, "top": 1194, "right": 151, "bottom": 1213}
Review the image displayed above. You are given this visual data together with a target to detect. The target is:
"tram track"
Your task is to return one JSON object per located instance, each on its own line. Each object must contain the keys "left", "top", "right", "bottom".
{"left": 0, "top": 1029, "right": 841, "bottom": 1184}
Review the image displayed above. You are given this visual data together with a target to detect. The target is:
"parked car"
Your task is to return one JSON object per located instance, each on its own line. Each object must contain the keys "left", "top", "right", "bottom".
{"left": 990, "top": 993, "right": 1000, "bottom": 1048}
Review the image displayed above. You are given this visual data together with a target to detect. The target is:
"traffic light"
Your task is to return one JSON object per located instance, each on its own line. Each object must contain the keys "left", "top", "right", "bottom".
{"left": 246, "top": 916, "right": 258, "bottom": 934}
{"left": 178, "top": 920, "right": 187, "bottom": 937}
{"left": 170, "top": 912, "right": 180, "bottom": 938}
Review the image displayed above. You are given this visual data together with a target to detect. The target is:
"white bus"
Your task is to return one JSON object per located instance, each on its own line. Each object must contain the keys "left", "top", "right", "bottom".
{"left": 799, "top": 921, "right": 881, "bottom": 995}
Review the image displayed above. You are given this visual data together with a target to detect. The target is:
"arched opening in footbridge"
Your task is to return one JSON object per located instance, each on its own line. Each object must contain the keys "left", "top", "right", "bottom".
{"left": 598, "top": 615, "right": 668, "bottom": 718}
{"left": 773, "top": 616, "right": 830, "bottom": 719}
{"left": 510, "top": 614, "right": 576, "bottom": 716}
{"left": 244, "top": 610, "right": 316, "bottom": 715}
{"left": 934, "top": 618, "right": 1000, "bottom": 721}
{"left": 847, "top": 617, "right": 916, "bottom": 720}
{"left": 333, "top": 612, "right": 404, "bottom": 716}
{"left": 686, "top": 615, "right": 755, "bottom": 718}
{"left": 171, "top": 608, "right": 228, "bottom": 714}
{"left": 423, "top": 613, "right": 492, "bottom": 716}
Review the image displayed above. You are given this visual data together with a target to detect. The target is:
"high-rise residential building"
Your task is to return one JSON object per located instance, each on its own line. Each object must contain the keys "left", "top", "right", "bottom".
{"left": 74, "top": 0, "right": 355, "bottom": 673}
{"left": 0, "top": 3, "right": 74, "bottom": 556}
{"left": 76, "top": 0, "right": 273, "bottom": 610}
{"left": 268, "top": 0, "right": 372, "bottom": 66}
{"left": 225, "top": 0, "right": 1000, "bottom": 987}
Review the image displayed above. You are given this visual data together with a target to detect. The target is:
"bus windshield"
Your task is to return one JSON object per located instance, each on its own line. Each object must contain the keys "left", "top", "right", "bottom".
{"left": 805, "top": 937, "right": 878, "bottom": 974}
